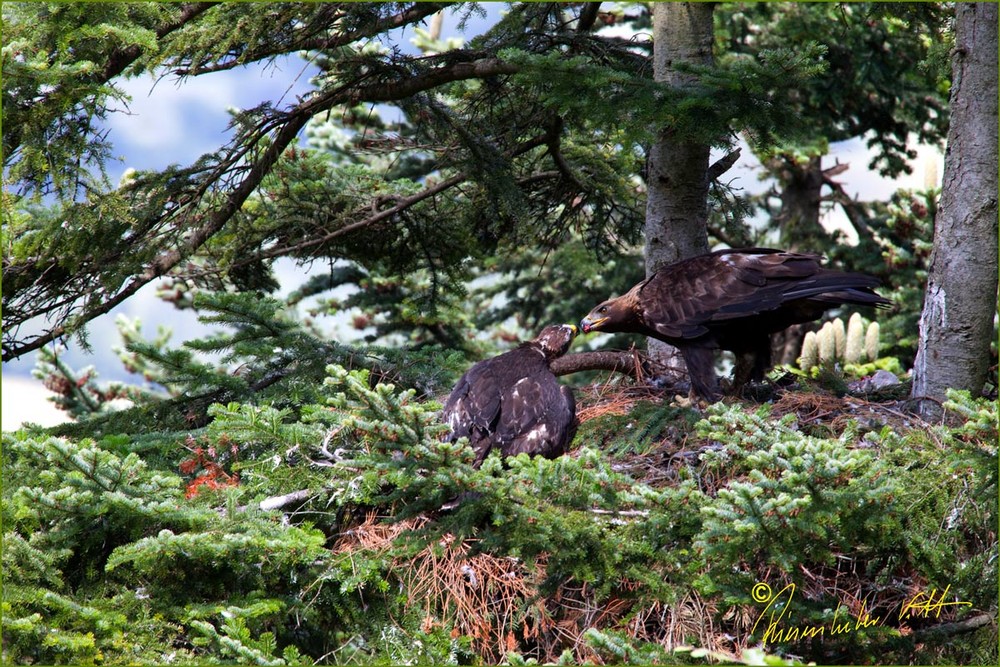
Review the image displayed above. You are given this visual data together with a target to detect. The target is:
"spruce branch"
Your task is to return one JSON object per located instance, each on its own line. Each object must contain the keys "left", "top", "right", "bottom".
{"left": 101, "top": 3, "right": 218, "bottom": 80}
{"left": 230, "top": 131, "right": 549, "bottom": 267}
{"left": 4, "top": 55, "right": 525, "bottom": 361}
{"left": 2, "top": 3, "right": 217, "bottom": 158}
{"left": 171, "top": 3, "right": 453, "bottom": 76}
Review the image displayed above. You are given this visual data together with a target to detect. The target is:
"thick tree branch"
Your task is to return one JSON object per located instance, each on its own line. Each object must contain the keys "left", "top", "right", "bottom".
{"left": 172, "top": 3, "right": 452, "bottom": 76}
{"left": 822, "top": 165, "right": 875, "bottom": 240}
{"left": 707, "top": 222, "right": 739, "bottom": 247}
{"left": 545, "top": 116, "right": 586, "bottom": 192}
{"left": 551, "top": 349, "right": 650, "bottom": 380}
{"left": 577, "top": 3, "right": 602, "bottom": 33}
{"left": 346, "top": 58, "right": 519, "bottom": 105}
{"left": 102, "top": 3, "right": 218, "bottom": 81}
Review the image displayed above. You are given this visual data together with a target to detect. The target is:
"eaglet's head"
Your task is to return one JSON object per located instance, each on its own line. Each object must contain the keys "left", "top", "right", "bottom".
{"left": 533, "top": 324, "right": 578, "bottom": 360}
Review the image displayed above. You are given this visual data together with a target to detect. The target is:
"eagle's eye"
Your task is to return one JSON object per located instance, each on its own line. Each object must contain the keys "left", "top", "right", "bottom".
{"left": 598, "top": 306, "right": 607, "bottom": 314}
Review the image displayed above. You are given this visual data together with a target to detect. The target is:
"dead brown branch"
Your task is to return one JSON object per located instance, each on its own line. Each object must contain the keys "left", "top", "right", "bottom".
{"left": 706, "top": 147, "right": 742, "bottom": 182}
{"left": 551, "top": 349, "right": 649, "bottom": 379}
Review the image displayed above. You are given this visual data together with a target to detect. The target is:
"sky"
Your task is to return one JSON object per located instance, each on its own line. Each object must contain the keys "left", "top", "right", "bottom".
{"left": 1, "top": 6, "right": 944, "bottom": 431}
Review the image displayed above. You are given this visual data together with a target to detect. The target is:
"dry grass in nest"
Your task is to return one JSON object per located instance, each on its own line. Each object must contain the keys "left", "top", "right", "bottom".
{"left": 331, "top": 513, "right": 733, "bottom": 664}
{"left": 769, "top": 390, "right": 940, "bottom": 443}
{"left": 525, "top": 578, "right": 726, "bottom": 664}
{"left": 627, "top": 591, "right": 726, "bottom": 653}
{"left": 575, "top": 381, "right": 667, "bottom": 425}
{"left": 332, "top": 512, "right": 549, "bottom": 663}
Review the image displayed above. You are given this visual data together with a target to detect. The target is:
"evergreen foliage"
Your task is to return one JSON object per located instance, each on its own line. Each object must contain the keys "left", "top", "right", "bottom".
{"left": 695, "top": 405, "right": 902, "bottom": 594}
{"left": 7, "top": 317, "right": 995, "bottom": 663}
{"left": 3, "top": 3, "right": 997, "bottom": 665}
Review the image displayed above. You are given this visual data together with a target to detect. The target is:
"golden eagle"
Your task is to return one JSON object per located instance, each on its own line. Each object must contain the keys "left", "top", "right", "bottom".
{"left": 580, "top": 248, "right": 891, "bottom": 399}
{"left": 441, "top": 324, "right": 578, "bottom": 466}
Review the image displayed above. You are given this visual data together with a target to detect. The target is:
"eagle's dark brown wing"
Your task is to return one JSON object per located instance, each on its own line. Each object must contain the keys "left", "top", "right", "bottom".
{"left": 637, "top": 249, "right": 825, "bottom": 340}
{"left": 498, "top": 374, "right": 576, "bottom": 459}
{"left": 440, "top": 357, "right": 505, "bottom": 463}
{"left": 605, "top": 248, "right": 890, "bottom": 400}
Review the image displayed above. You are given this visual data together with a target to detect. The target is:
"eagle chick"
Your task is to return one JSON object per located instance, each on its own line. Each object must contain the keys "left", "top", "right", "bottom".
{"left": 441, "top": 324, "right": 578, "bottom": 466}
{"left": 580, "top": 248, "right": 890, "bottom": 400}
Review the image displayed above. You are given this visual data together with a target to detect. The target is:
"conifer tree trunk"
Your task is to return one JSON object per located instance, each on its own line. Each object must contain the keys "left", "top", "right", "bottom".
{"left": 773, "top": 155, "right": 829, "bottom": 251}
{"left": 644, "top": 2, "right": 714, "bottom": 375}
{"left": 912, "top": 1, "right": 998, "bottom": 414}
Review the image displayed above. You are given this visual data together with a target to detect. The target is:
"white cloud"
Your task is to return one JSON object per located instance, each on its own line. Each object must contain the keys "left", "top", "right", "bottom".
{"left": 111, "top": 74, "right": 241, "bottom": 152}
{"left": 104, "top": 57, "right": 319, "bottom": 171}
{"left": 2, "top": 375, "right": 70, "bottom": 431}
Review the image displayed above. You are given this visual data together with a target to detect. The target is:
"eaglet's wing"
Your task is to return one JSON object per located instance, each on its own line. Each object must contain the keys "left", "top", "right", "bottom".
{"left": 440, "top": 359, "right": 505, "bottom": 460}
{"left": 497, "top": 371, "right": 576, "bottom": 459}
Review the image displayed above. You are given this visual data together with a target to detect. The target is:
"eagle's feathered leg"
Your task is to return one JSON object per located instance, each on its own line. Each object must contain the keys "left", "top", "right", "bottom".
{"left": 732, "top": 335, "right": 773, "bottom": 394}
{"left": 681, "top": 346, "right": 720, "bottom": 402}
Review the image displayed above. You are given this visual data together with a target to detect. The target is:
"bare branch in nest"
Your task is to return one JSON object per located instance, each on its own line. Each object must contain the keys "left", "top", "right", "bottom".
{"left": 589, "top": 508, "right": 650, "bottom": 517}
{"left": 913, "top": 613, "right": 995, "bottom": 641}
{"left": 257, "top": 489, "right": 313, "bottom": 512}
{"left": 551, "top": 349, "right": 652, "bottom": 380}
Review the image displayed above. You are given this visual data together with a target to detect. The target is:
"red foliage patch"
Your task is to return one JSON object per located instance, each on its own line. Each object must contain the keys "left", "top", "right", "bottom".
{"left": 179, "top": 436, "right": 239, "bottom": 499}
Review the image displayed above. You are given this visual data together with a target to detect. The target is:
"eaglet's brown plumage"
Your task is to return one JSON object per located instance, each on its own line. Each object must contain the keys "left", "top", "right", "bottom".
{"left": 579, "top": 248, "right": 891, "bottom": 400}
{"left": 441, "top": 324, "right": 578, "bottom": 466}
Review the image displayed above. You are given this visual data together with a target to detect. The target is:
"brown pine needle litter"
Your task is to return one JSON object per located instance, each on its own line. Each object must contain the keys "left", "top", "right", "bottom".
{"left": 333, "top": 513, "right": 550, "bottom": 664}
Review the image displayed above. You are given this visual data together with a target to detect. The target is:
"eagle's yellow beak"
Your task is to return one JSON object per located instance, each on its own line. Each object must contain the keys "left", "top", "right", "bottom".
{"left": 579, "top": 316, "right": 608, "bottom": 333}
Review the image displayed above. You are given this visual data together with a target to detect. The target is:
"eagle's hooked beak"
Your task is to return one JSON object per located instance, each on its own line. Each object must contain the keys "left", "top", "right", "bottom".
{"left": 579, "top": 315, "right": 608, "bottom": 334}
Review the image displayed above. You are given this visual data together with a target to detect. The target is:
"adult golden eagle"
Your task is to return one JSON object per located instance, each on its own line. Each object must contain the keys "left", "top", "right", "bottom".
{"left": 441, "top": 324, "right": 578, "bottom": 466}
{"left": 580, "top": 248, "right": 890, "bottom": 400}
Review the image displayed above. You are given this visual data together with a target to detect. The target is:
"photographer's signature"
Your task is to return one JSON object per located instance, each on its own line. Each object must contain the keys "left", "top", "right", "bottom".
{"left": 750, "top": 582, "right": 972, "bottom": 642}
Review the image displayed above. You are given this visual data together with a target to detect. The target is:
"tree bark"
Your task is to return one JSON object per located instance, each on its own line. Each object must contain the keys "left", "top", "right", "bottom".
{"left": 643, "top": 2, "right": 715, "bottom": 374}
{"left": 911, "top": 2, "right": 998, "bottom": 415}
{"left": 551, "top": 350, "right": 650, "bottom": 380}
{"left": 773, "top": 154, "right": 833, "bottom": 252}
